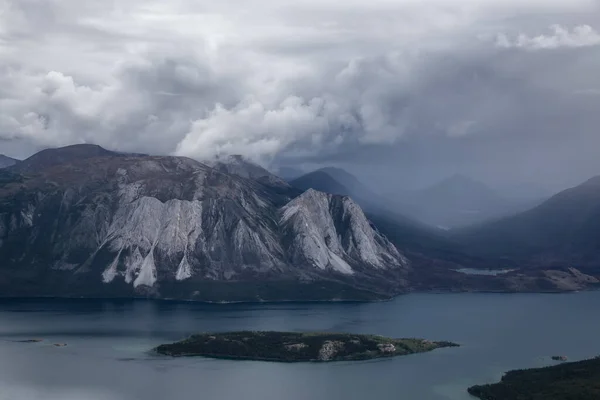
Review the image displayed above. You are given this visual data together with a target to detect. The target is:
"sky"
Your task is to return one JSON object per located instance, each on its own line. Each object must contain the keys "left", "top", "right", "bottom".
{"left": 1, "top": 0, "right": 600, "bottom": 194}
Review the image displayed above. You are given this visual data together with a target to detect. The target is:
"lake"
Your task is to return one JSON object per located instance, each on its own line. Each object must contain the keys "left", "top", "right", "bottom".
{"left": 1, "top": 292, "right": 600, "bottom": 400}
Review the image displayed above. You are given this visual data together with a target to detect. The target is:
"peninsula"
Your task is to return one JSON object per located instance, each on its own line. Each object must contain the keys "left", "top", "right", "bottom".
{"left": 155, "top": 331, "right": 458, "bottom": 362}
{"left": 468, "top": 356, "right": 600, "bottom": 400}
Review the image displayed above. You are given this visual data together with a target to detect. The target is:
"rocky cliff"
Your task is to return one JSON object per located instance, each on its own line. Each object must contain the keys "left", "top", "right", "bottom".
{"left": 0, "top": 145, "right": 409, "bottom": 301}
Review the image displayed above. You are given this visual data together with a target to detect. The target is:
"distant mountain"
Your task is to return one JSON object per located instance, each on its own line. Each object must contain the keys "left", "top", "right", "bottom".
{"left": 277, "top": 166, "right": 305, "bottom": 181}
{"left": 317, "top": 167, "right": 368, "bottom": 192}
{"left": 455, "top": 175, "right": 600, "bottom": 270}
{"left": 0, "top": 154, "right": 19, "bottom": 169}
{"left": 208, "top": 155, "right": 290, "bottom": 190}
{"left": 290, "top": 170, "right": 353, "bottom": 197}
{"left": 395, "top": 174, "right": 523, "bottom": 229}
{"left": 291, "top": 169, "right": 483, "bottom": 259}
{"left": 290, "top": 167, "right": 394, "bottom": 214}
{"left": 0, "top": 145, "right": 410, "bottom": 301}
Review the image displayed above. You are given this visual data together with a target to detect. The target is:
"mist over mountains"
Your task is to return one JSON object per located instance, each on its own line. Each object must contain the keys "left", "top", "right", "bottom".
{"left": 1, "top": 144, "right": 598, "bottom": 301}
{"left": 289, "top": 168, "right": 543, "bottom": 229}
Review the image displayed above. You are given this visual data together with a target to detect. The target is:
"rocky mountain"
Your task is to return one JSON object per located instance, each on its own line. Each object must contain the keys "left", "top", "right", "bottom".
{"left": 290, "top": 168, "right": 397, "bottom": 216}
{"left": 0, "top": 145, "right": 409, "bottom": 301}
{"left": 456, "top": 175, "right": 600, "bottom": 272}
{"left": 208, "top": 155, "right": 290, "bottom": 190}
{"left": 0, "top": 155, "right": 19, "bottom": 169}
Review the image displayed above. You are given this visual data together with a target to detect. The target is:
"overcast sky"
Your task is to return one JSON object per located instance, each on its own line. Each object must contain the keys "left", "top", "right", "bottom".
{"left": 2, "top": 0, "right": 600, "bottom": 193}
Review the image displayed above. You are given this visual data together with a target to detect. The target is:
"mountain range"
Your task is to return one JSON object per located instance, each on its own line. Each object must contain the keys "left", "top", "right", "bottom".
{"left": 0, "top": 145, "right": 409, "bottom": 301}
{"left": 288, "top": 166, "right": 600, "bottom": 291}
{"left": 457, "top": 176, "right": 600, "bottom": 272}
{"left": 394, "top": 174, "right": 526, "bottom": 229}
{"left": 290, "top": 169, "right": 535, "bottom": 229}
{"left": 0, "top": 144, "right": 598, "bottom": 301}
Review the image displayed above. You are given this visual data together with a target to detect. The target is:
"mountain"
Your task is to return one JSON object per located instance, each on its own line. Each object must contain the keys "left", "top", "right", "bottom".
{"left": 277, "top": 166, "right": 305, "bottom": 181}
{"left": 289, "top": 170, "right": 485, "bottom": 263}
{"left": 0, "top": 155, "right": 19, "bottom": 168}
{"left": 291, "top": 169, "right": 498, "bottom": 260}
{"left": 0, "top": 145, "right": 409, "bottom": 301}
{"left": 290, "top": 170, "right": 353, "bottom": 197}
{"left": 290, "top": 168, "right": 395, "bottom": 215}
{"left": 395, "top": 174, "right": 521, "bottom": 229}
{"left": 455, "top": 175, "right": 600, "bottom": 271}
{"left": 317, "top": 167, "right": 368, "bottom": 193}
{"left": 12, "top": 144, "right": 117, "bottom": 172}
{"left": 208, "top": 155, "right": 290, "bottom": 190}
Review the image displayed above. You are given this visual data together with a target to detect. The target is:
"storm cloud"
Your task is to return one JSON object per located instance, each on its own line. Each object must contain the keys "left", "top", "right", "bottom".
{"left": 1, "top": 0, "right": 600, "bottom": 191}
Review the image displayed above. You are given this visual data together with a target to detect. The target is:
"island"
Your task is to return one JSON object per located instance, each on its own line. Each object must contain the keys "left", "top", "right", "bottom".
{"left": 468, "top": 356, "right": 600, "bottom": 400}
{"left": 154, "top": 331, "right": 458, "bottom": 362}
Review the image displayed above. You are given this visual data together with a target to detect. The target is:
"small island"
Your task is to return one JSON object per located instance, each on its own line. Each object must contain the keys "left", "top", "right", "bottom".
{"left": 468, "top": 356, "right": 600, "bottom": 400}
{"left": 155, "top": 331, "right": 458, "bottom": 362}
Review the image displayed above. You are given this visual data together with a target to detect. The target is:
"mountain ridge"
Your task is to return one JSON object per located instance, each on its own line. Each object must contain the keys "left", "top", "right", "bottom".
{"left": 0, "top": 145, "right": 409, "bottom": 301}
{"left": 0, "top": 144, "right": 597, "bottom": 300}
{"left": 0, "top": 154, "right": 19, "bottom": 169}
{"left": 455, "top": 174, "right": 600, "bottom": 271}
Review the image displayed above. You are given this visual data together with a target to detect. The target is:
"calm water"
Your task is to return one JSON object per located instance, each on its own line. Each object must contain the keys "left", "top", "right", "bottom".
{"left": 1, "top": 292, "right": 600, "bottom": 400}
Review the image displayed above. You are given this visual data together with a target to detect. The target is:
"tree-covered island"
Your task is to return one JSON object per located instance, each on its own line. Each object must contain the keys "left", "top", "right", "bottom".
{"left": 155, "top": 331, "right": 458, "bottom": 362}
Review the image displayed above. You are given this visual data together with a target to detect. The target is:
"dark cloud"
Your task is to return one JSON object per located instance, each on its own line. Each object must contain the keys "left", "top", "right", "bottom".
{"left": 1, "top": 0, "right": 600, "bottom": 192}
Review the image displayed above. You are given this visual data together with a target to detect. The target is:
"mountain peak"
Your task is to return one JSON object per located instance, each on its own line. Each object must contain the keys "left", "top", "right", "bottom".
{"left": 208, "top": 155, "right": 289, "bottom": 188}
{"left": 15, "top": 144, "right": 118, "bottom": 172}
{"left": 290, "top": 171, "right": 352, "bottom": 196}
{"left": 316, "top": 167, "right": 364, "bottom": 191}
{"left": 280, "top": 188, "right": 407, "bottom": 274}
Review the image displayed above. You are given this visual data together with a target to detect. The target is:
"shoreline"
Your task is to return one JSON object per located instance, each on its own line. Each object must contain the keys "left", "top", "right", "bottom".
{"left": 0, "top": 288, "right": 596, "bottom": 306}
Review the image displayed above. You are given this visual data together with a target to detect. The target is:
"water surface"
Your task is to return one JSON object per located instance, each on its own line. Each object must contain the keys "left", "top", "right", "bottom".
{"left": 1, "top": 292, "right": 599, "bottom": 400}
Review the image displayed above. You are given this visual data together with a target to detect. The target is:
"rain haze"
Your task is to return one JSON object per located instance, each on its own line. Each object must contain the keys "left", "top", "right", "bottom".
{"left": 2, "top": 0, "right": 600, "bottom": 195}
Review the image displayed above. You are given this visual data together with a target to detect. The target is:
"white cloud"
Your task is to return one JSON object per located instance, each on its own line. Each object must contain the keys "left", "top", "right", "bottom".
{"left": 175, "top": 95, "right": 356, "bottom": 163}
{"left": 496, "top": 24, "right": 600, "bottom": 50}
{"left": 1, "top": 0, "right": 600, "bottom": 164}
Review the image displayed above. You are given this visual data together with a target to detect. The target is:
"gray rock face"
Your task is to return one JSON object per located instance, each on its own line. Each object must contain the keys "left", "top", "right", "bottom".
{"left": 280, "top": 189, "right": 407, "bottom": 275}
{"left": 0, "top": 145, "right": 409, "bottom": 301}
